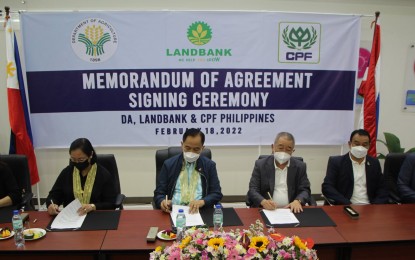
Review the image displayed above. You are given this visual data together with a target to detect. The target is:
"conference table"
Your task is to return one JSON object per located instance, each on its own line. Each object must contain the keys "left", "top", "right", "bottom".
{"left": 1, "top": 204, "right": 415, "bottom": 259}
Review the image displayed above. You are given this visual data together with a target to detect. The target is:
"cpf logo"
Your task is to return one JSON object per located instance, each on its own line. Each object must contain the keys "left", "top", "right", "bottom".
{"left": 71, "top": 18, "right": 118, "bottom": 63}
{"left": 278, "top": 22, "right": 321, "bottom": 64}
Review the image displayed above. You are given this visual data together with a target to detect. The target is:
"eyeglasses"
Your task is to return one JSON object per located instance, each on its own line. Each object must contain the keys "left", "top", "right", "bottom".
{"left": 70, "top": 157, "right": 89, "bottom": 163}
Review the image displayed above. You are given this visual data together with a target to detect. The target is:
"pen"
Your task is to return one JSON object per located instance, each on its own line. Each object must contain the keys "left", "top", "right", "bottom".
{"left": 267, "top": 192, "right": 277, "bottom": 210}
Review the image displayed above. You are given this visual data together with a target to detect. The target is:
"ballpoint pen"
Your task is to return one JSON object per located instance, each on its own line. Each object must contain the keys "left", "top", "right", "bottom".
{"left": 267, "top": 192, "right": 276, "bottom": 210}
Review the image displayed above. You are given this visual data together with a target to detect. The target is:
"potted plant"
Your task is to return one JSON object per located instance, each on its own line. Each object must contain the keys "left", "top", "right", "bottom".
{"left": 377, "top": 132, "right": 415, "bottom": 159}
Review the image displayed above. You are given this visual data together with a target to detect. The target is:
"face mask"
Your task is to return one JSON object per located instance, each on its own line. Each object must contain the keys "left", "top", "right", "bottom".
{"left": 70, "top": 160, "right": 90, "bottom": 171}
{"left": 183, "top": 152, "right": 200, "bottom": 163}
{"left": 350, "top": 146, "right": 368, "bottom": 159}
{"left": 274, "top": 152, "right": 291, "bottom": 164}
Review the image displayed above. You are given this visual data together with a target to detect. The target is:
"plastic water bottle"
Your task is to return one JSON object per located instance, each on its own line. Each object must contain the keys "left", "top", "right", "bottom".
{"left": 213, "top": 204, "right": 223, "bottom": 231}
{"left": 12, "top": 210, "right": 25, "bottom": 248}
{"left": 176, "top": 209, "right": 186, "bottom": 242}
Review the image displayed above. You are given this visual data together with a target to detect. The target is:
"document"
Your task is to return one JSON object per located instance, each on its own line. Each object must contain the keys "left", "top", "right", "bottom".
{"left": 50, "top": 199, "right": 87, "bottom": 229}
{"left": 171, "top": 205, "right": 205, "bottom": 227}
{"left": 262, "top": 208, "right": 300, "bottom": 225}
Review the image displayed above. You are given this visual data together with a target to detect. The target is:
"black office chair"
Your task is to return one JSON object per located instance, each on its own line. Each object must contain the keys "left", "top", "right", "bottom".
{"left": 246, "top": 155, "right": 316, "bottom": 207}
{"left": 0, "top": 154, "right": 35, "bottom": 211}
{"left": 384, "top": 153, "right": 407, "bottom": 204}
{"left": 96, "top": 154, "right": 126, "bottom": 210}
{"left": 153, "top": 147, "right": 212, "bottom": 208}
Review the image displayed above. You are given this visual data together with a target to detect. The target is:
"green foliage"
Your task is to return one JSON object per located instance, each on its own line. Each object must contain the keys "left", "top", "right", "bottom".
{"left": 377, "top": 132, "right": 415, "bottom": 159}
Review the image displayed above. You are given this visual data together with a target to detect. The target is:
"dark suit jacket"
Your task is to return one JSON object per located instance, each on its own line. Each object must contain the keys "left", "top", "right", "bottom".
{"left": 397, "top": 153, "right": 415, "bottom": 203}
{"left": 322, "top": 153, "right": 388, "bottom": 205}
{"left": 46, "top": 164, "right": 117, "bottom": 210}
{"left": 247, "top": 155, "right": 311, "bottom": 207}
{"left": 153, "top": 153, "right": 223, "bottom": 209}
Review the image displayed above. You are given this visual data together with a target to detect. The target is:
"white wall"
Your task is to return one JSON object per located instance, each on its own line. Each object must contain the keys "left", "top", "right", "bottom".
{"left": 1, "top": 0, "right": 414, "bottom": 200}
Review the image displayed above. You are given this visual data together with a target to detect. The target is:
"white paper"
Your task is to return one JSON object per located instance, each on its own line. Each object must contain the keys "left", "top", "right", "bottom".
{"left": 262, "top": 208, "right": 300, "bottom": 225}
{"left": 171, "top": 205, "right": 205, "bottom": 227}
{"left": 50, "top": 199, "right": 87, "bottom": 229}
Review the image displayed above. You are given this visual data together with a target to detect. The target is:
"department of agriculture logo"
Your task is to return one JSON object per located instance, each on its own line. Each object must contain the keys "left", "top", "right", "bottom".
{"left": 187, "top": 21, "right": 212, "bottom": 46}
{"left": 71, "top": 18, "right": 118, "bottom": 63}
{"left": 278, "top": 22, "right": 321, "bottom": 64}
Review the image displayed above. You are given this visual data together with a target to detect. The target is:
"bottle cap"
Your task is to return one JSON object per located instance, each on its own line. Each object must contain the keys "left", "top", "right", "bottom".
{"left": 13, "top": 210, "right": 19, "bottom": 215}
{"left": 178, "top": 209, "right": 184, "bottom": 213}
{"left": 215, "top": 204, "right": 221, "bottom": 208}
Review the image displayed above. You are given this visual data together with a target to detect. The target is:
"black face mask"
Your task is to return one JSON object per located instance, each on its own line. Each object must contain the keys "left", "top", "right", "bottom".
{"left": 70, "top": 160, "right": 90, "bottom": 171}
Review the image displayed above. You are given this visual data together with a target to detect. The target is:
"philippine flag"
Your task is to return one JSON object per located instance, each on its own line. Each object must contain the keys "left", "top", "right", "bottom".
{"left": 5, "top": 17, "right": 40, "bottom": 185}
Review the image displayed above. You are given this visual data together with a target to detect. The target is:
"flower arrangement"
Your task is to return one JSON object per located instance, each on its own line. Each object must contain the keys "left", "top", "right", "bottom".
{"left": 150, "top": 220, "right": 318, "bottom": 259}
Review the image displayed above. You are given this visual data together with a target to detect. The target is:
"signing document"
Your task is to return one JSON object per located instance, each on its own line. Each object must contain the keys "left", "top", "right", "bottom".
{"left": 171, "top": 205, "right": 204, "bottom": 227}
{"left": 263, "top": 208, "right": 300, "bottom": 225}
{"left": 51, "top": 199, "right": 86, "bottom": 229}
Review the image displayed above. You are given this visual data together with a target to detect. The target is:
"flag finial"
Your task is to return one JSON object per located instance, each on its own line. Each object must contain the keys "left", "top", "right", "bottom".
{"left": 5, "top": 6, "right": 10, "bottom": 17}
{"left": 3, "top": 6, "right": 10, "bottom": 28}
{"left": 371, "top": 11, "right": 380, "bottom": 29}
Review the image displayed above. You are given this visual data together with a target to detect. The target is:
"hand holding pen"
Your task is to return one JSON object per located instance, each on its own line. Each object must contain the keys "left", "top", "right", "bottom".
{"left": 47, "top": 199, "right": 60, "bottom": 216}
{"left": 260, "top": 192, "right": 277, "bottom": 210}
{"left": 161, "top": 195, "right": 172, "bottom": 213}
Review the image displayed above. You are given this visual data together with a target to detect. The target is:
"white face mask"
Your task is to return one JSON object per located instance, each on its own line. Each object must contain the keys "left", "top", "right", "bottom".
{"left": 183, "top": 152, "right": 200, "bottom": 163}
{"left": 350, "top": 146, "right": 368, "bottom": 159}
{"left": 274, "top": 152, "right": 291, "bottom": 164}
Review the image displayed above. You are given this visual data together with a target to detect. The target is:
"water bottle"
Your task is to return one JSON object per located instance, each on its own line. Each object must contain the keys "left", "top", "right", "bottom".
{"left": 213, "top": 204, "right": 223, "bottom": 231}
{"left": 12, "top": 210, "right": 25, "bottom": 248}
{"left": 176, "top": 209, "right": 186, "bottom": 242}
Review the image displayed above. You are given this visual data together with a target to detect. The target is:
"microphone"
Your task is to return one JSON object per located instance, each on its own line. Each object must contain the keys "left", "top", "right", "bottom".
{"left": 321, "top": 194, "right": 333, "bottom": 206}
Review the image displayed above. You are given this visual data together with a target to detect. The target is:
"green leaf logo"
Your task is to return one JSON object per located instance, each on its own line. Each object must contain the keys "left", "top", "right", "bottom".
{"left": 282, "top": 26, "right": 317, "bottom": 50}
{"left": 78, "top": 25, "right": 111, "bottom": 56}
{"left": 187, "top": 21, "right": 212, "bottom": 46}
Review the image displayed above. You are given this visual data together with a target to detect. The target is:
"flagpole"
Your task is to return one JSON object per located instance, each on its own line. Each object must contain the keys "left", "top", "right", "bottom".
{"left": 5, "top": 6, "right": 42, "bottom": 210}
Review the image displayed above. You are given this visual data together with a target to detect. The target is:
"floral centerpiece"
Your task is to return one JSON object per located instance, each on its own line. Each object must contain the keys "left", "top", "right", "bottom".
{"left": 150, "top": 220, "right": 318, "bottom": 259}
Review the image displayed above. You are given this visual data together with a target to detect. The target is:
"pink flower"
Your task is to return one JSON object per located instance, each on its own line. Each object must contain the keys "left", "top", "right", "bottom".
{"left": 247, "top": 247, "right": 257, "bottom": 256}
{"left": 201, "top": 250, "right": 209, "bottom": 260}
{"left": 225, "top": 238, "right": 239, "bottom": 248}
{"left": 228, "top": 248, "right": 242, "bottom": 259}
{"left": 168, "top": 250, "right": 180, "bottom": 260}
{"left": 196, "top": 238, "right": 203, "bottom": 245}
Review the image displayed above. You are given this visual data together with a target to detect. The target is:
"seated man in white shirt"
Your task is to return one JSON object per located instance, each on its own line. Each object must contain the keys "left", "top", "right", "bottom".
{"left": 247, "top": 132, "right": 312, "bottom": 213}
{"left": 322, "top": 129, "right": 388, "bottom": 205}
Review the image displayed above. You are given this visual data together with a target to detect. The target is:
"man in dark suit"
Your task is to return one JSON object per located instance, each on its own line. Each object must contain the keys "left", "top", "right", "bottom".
{"left": 397, "top": 153, "right": 415, "bottom": 203}
{"left": 322, "top": 129, "right": 388, "bottom": 205}
{"left": 247, "top": 132, "right": 311, "bottom": 213}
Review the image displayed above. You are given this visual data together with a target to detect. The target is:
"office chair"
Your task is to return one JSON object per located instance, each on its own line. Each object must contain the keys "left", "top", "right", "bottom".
{"left": 245, "top": 156, "right": 316, "bottom": 207}
{"left": 0, "top": 154, "right": 35, "bottom": 211}
{"left": 96, "top": 154, "right": 126, "bottom": 210}
{"left": 153, "top": 147, "right": 212, "bottom": 208}
{"left": 383, "top": 153, "right": 407, "bottom": 204}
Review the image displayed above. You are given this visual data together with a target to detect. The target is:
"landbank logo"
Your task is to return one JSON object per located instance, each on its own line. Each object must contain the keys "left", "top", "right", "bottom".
{"left": 71, "top": 18, "right": 118, "bottom": 63}
{"left": 187, "top": 21, "right": 212, "bottom": 45}
{"left": 278, "top": 22, "right": 321, "bottom": 63}
{"left": 166, "top": 21, "right": 232, "bottom": 63}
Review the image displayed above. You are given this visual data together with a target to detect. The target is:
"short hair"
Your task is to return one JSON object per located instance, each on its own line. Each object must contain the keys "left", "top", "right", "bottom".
{"left": 183, "top": 128, "right": 205, "bottom": 145}
{"left": 69, "top": 138, "right": 97, "bottom": 164}
{"left": 349, "top": 129, "right": 371, "bottom": 143}
{"left": 274, "top": 132, "right": 295, "bottom": 146}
